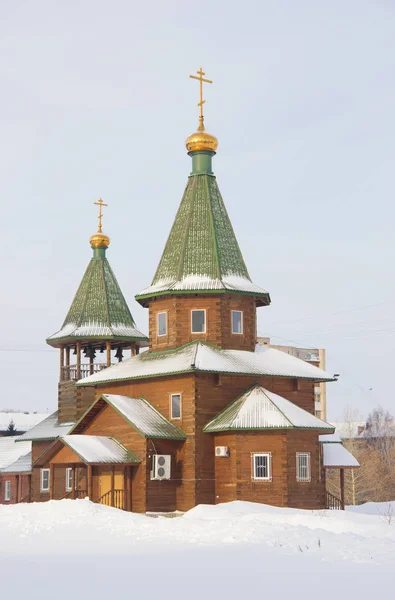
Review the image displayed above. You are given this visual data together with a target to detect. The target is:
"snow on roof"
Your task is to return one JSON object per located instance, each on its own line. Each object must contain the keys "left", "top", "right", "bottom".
{"left": 17, "top": 411, "right": 75, "bottom": 442}
{"left": 319, "top": 433, "right": 342, "bottom": 443}
{"left": 0, "top": 437, "right": 31, "bottom": 470}
{"left": 99, "top": 395, "right": 186, "bottom": 440}
{"left": 137, "top": 274, "right": 269, "bottom": 300}
{"left": 204, "top": 385, "right": 335, "bottom": 432}
{"left": 322, "top": 442, "right": 360, "bottom": 468}
{"left": 0, "top": 412, "right": 47, "bottom": 432}
{"left": 62, "top": 435, "right": 140, "bottom": 464}
{"left": 77, "top": 341, "right": 335, "bottom": 387}
{"left": 48, "top": 322, "right": 148, "bottom": 342}
{"left": 2, "top": 451, "right": 32, "bottom": 473}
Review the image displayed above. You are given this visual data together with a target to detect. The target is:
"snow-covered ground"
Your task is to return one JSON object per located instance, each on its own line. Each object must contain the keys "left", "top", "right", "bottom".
{"left": 0, "top": 500, "right": 394, "bottom": 599}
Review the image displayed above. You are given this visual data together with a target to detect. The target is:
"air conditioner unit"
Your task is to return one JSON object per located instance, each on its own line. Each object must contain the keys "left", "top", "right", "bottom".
{"left": 215, "top": 446, "right": 229, "bottom": 457}
{"left": 151, "top": 455, "right": 171, "bottom": 480}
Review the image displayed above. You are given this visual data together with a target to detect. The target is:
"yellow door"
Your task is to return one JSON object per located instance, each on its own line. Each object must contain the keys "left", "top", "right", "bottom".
{"left": 99, "top": 469, "right": 124, "bottom": 508}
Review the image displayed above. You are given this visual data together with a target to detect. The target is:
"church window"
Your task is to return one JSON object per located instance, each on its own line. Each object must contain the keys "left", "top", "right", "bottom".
{"left": 252, "top": 453, "right": 271, "bottom": 481}
{"left": 191, "top": 309, "right": 206, "bottom": 333}
{"left": 171, "top": 394, "right": 182, "bottom": 419}
{"left": 158, "top": 312, "right": 167, "bottom": 336}
{"left": 232, "top": 310, "right": 243, "bottom": 334}
{"left": 296, "top": 453, "right": 311, "bottom": 482}
{"left": 4, "top": 480, "right": 11, "bottom": 501}
{"left": 66, "top": 468, "right": 73, "bottom": 491}
{"left": 41, "top": 468, "right": 50, "bottom": 492}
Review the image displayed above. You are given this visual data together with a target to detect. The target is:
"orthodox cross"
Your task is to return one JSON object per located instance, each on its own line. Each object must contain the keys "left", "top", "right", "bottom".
{"left": 189, "top": 67, "right": 213, "bottom": 129}
{"left": 94, "top": 198, "right": 108, "bottom": 233}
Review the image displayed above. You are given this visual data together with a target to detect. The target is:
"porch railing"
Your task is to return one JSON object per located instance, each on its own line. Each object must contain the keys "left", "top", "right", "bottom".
{"left": 59, "top": 490, "right": 88, "bottom": 500}
{"left": 94, "top": 489, "right": 127, "bottom": 510}
{"left": 61, "top": 363, "right": 112, "bottom": 382}
{"left": 326, "top": 490, "right": 344, "bottom": 510}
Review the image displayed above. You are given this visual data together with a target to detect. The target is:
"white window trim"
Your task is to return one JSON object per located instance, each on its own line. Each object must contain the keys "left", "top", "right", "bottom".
{"left": 66, "top": 467, "right": 73, "bottom": 492}
{"left": 4, "top": 480, "right": 11, "bottom": 502}
{"left": 170, "top": 393, "right": 182, "bottom": 420}
{"left": 231, "top": 310, "right": 243, "bottom": 335}
{"left": 191, "top": 309, "right": 206, "bottom": 334}
{"left": 157, "top": 312, "right": 167, "bottom": 337}
{"left": 252, "top": 453, "right": 272, "bottom": 481}
{"left": 40, "top": 468, "right": 50, "bottom": 493}
{"left": 296, "top": 452, "right": 311, "bottom": 482}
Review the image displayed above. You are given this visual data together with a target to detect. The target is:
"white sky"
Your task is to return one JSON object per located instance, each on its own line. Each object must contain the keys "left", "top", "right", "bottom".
{"left": 1, "top": 0, "right": 394, "bottom": 420}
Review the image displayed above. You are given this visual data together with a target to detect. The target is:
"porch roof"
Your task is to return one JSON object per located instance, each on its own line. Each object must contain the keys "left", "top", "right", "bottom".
{"left": 62, "top": 435, "right": 141, "bottom": 464}
{"left": 321, "top": 440, "right": 360, "bottom": 468}
{"left": 203, "top": 385, "right": 335, "bottom": 432}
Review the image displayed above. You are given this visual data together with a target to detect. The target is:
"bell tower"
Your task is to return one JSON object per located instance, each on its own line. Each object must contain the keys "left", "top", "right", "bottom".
{"left": 47, "top": 199, "right": 148, "bottom": 423}
{"left": 135, "top": 68, "right": 270, "bottom": 352}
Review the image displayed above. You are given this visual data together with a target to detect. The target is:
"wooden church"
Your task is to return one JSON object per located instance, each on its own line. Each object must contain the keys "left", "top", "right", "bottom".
{"left": 0, "top": 69, "right": 358, "bottom": 512}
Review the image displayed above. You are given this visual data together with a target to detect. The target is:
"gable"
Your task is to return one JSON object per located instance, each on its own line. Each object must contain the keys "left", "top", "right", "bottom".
{"left": 50, "top": 444, "right": 83, "bottom": 465}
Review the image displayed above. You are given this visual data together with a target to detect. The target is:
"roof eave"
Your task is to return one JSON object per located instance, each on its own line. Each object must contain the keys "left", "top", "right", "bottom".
{"left": 135, "top": 288, "right": 271, "bottom": 308}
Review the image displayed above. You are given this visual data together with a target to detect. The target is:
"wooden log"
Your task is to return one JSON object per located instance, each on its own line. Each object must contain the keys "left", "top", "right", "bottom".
{"left": 72, "top": 465, "right": 76, "bottom": 500}
{"left": 50, "top": 464, "right": 54, "bottom": 500}
{"left": 106, "top": 341, "right": 111, "bottom": 367}
{"left": 87, "top": 465, "right": 93, "bottom": 500}
{"left": 340, "top": 468, "right": 345, "bottom": 510}
{"left": 111, "top": 467, "right": 115, "bottom": 507}
{"left": 76, "top": 342, "right": 81, "bottom": 380}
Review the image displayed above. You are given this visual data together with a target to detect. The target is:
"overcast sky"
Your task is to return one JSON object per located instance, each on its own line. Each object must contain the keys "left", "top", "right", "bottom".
{"left": 1, "top": 0, "right": 394, "bottom": 420}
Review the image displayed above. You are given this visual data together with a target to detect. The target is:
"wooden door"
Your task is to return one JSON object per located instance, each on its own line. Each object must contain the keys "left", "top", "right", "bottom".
{"left": 99, "top": 468, "right": 124, "bottom": 508}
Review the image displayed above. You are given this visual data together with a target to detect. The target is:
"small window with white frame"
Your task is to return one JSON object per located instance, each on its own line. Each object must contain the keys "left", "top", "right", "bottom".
{"left": 157, "top": 312, "right": 167, "bottom": 337}
{"left": 231, "top": 310, "right": 243, "bottom": 334}
{"left": 191, "top": 309, "right": 206, "bottom": 333}
{"left": 66, "top": 467, "right": 73, "bottom": 491}
{"left": 171, "top": 393, "right": 182, "bottom": 420}
{"left": 296, "top": 452, "right": 311, "bottom": 482}
{"left": 252, "top": 453, "right": 271, "bottom": 481}
{"left": 4, "top": 480, "right": 11, "bottom": 501}
{"left": 41, "top": 468, "right": 50, "bottom": 493}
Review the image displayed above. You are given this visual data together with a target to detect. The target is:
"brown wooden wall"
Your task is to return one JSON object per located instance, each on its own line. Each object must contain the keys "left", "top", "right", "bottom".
{"left": 0, "top": 473, "right": 31, "bottom": 504}
{"left": 148, "top": 293, "right": 257, "bottom": 352}
{"left": 213, "top": 430, "right": 325, "bottom": 509}
{"left": 58, "top": 381, "right": 96, "bottom": 424}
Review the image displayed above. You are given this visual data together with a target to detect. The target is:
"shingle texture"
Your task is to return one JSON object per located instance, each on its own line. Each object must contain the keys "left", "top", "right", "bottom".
{"left": 63, "top": 435, "right": 140, "bottom": 464}
{"left": 78, "top": 342, "right": 335, "bottom": 386}
{"left": 136, "top": 175, "right": 270, "bottom": 304}
{"left": 47, "top": 253, "right": 148, "bottom": 343}
{"left": 17, "top": 411, "right": 74, "bottom": 442}
{"left": 0, "top": 437, "right": 31, "bottom": 470}
{"left": 100, "top": 395, "right": 186, "bottom": 440}
{"left": 203, "top": 385, "right": 335, "bottom": 432}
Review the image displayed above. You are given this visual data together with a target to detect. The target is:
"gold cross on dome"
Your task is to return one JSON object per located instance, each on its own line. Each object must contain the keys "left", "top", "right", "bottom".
{"left": 94, "top": 198, "right": 108, "bottom": 233}
{"left": 189, "top": 67, "right": 213, "bottom": 129}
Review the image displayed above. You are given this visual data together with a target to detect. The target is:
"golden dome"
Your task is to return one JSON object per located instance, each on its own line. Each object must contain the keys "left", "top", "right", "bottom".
{"left": 186, "top": 124, "right": 218, "bottom": 153}
{"left": 90, "top": 231, "right": 110, "bottom": 248}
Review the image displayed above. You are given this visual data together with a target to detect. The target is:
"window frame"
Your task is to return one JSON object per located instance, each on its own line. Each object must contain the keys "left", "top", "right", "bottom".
{"left": 66, "top": 467, "right": 73, "bottom": 492}
{"left": 40, "top": 468, "right": 50, "bottom": 493}
{"left": 296, "top": 452, "right": 311, "bottom": 482}
{"left": 170, "top": 393, "right": 182, "bottom": 420}
{"left": 157, "top": 312, "right": 167, "bottom": 337}
{"left": 231, "top": 310, "right": 243, "bottom": 335}
{"left": 191, "top": 309, "right": 206, "bottom": 334}
{"left": 4, "top": 480, "right": 11, "bottom": 502}
{"left": 252, "top": 453, "right": 272, "bottom": 481}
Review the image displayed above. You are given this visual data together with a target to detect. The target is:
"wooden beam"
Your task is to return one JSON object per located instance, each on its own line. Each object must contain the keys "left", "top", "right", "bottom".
{"left": 76, "top": 342, "right": 81, "bottom": 380}
{"left": 16, "top": 474, "right": 20, "bottom": 504}
{"left": 127, "top": 466, "right": 133, "bottom": 512}
{"left": 72, "top": 465, "right": 76, "bottom": 500}
{"left": 65, "top": 346, "right": 70, "bottom": 367}
{"left": 110, "top": 467, "right": 115, "bottom": 508}
{"left": 50, "top": 464, "right": 54, "bottom": 500}
{"left": 340, "top": 468, "right": 345, "bottom": 510}
{"left": 59, "top": 346, "right": 64, "bottom": 380}
{"left": 87, "top": 465, "right": 93, "bottom": 500}
{"left": 106, "top": 341, "right": 111, "bottom": 367}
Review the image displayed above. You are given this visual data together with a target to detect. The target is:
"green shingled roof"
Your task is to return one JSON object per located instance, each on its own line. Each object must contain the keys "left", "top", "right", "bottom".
{"left": 47, "top": 248, "right": 148, "bottom": 346}
{"left": 136, "top": 168, "right": 270, "bottom": 305}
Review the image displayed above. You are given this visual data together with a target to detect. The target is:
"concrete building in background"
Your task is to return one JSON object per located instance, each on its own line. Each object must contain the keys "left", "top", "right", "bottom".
{"left": 257, "top": 338, "right": 327, "bottom": 421}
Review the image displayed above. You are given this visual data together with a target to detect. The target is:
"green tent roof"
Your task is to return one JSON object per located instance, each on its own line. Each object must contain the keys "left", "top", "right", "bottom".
{"left": 136, "top": 169, "right": 270, "bottom": 306}
{"left": 47, "top": 248, "right": 148, "bottom": 346}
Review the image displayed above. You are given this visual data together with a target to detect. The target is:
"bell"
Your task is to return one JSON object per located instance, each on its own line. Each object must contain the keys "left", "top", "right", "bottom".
{"left": 83, "top": 346, "right": 89, "bottom": 357}
{"left": 100, "top": 344, "right": 105, "bottom": 353}
{"left": 115, "top": 347, "right": 123, "bottom": 362}
{"left": 72, "top": 347, "right": 77, "bottom": 356}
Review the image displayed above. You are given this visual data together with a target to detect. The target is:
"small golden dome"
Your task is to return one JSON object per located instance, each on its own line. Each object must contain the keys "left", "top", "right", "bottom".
{"left": 90, "top": 232, "right": 110, "bottom": 248}
{"left": 186, "top": 124, "right": 218, "bottom": 153}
